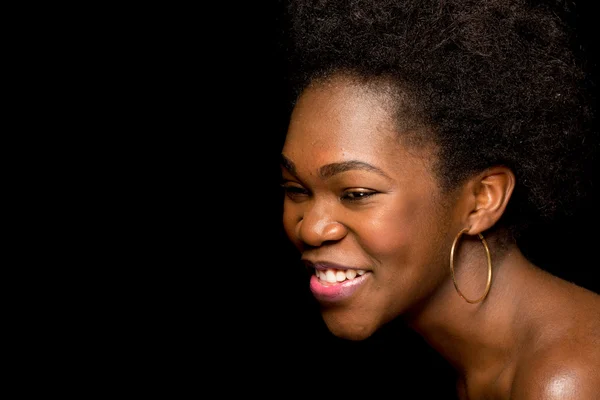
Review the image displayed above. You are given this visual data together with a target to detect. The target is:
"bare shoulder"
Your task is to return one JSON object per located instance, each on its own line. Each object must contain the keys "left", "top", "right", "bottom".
{"left": 504, "top": 270, "right": 600, "bottom": 398}
{"left": 511, "top": 321, "right": 600, "bottom": 399}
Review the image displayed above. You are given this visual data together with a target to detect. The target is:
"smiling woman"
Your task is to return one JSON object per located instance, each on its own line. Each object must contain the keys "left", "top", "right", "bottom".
{"left": 277, "top": 0, "right": 599, "bottom": 398}
{"left": 281, "top": 78, "right": 457, "bottom": 340}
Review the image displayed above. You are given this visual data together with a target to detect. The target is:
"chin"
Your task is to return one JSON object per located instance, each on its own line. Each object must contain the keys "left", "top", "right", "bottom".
{"left": 322, "top": 313, "right": 379, "bottom": 341}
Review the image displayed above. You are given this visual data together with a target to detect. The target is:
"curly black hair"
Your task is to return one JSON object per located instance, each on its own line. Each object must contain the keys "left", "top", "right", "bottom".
{"left": 281, "top": 0, "right": 596, "bottom": 241}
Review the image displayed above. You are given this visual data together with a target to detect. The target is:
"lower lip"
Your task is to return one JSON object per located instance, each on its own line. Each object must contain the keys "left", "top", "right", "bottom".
{"left": 309, "top": 273, "right": 369, "bottom": 303}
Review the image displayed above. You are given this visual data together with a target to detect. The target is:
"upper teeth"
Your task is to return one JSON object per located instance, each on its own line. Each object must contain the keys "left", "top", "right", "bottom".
{"left": 316, "top": 268, "right": 366, "bottom": 283}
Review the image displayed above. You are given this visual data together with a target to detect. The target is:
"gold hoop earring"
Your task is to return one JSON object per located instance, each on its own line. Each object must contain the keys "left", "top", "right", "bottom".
{"left": 449, "top": 228, "right": 492, "bottom": 304}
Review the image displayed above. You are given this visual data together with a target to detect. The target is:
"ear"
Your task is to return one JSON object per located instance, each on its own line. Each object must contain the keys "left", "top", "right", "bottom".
{"left": 465, "top": 166, "right": 515, "bottom": 234}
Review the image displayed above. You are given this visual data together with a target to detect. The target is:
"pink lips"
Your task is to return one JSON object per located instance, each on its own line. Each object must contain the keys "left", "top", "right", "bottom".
{"left": 309, "top": 272, "right": 369, "bottom": 303}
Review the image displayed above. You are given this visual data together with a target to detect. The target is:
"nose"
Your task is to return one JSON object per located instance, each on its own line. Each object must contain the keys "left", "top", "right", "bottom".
{"left": 295, "top": 203, "right": 347, "bottom": 247}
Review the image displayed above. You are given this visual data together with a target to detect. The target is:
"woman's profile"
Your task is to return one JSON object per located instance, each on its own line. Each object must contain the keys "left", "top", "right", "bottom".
{"left": 278, "top": 0, "right": 599, "bottom": 398}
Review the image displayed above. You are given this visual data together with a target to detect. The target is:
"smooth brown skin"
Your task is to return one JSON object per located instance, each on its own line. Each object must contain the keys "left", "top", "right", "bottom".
{"left": 281, "top": 75, "right": 600, "bottom": 399}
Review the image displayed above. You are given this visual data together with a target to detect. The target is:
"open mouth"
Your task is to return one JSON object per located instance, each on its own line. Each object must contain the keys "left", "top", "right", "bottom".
{"left": 314, "top": 267, "right": 367, "bottom": 284}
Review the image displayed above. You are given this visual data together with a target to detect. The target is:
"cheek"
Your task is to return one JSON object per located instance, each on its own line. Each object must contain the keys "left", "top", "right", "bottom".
{"left": 356, "top": 210, "right": 411, "bottom": 256}
{"left": 356, "top": 200, "right": 442, "bottom": 263}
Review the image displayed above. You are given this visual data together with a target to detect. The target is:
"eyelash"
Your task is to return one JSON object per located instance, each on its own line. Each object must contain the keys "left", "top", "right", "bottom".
{"left": 280, "top": 184, "right": 377, "bottom": 202}
{"left": 343, "top": 191, "right": 376, "bottom": 201}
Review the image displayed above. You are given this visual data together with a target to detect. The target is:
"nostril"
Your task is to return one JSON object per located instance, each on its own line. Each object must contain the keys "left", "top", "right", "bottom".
{"left": 297, "top": 218, "right": 347, "bottom": 247}
{"left": 321, "top": 221, "right": 346, "bottom": 239}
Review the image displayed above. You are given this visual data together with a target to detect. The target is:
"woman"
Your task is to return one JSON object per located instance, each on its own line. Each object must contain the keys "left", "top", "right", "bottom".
{"left": 278, "top": 0, "right": 599, "bottom": 398}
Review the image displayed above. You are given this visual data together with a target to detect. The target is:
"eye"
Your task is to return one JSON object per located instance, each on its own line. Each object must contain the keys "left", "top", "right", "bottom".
{"left": 280, "top": 183, "right": 310, "bottom": 200}
{"left": 342, "top": 189, "right": 377, "bottom": 201}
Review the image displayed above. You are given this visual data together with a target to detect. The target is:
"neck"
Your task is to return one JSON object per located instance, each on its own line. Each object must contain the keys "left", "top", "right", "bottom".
{"left": 404, "top": 242, "right": 534, "bottom": 377}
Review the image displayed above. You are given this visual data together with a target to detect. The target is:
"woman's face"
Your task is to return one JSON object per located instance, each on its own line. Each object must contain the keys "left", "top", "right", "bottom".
{"left": 281, "top": 76, "right": 460, "bottom": 340}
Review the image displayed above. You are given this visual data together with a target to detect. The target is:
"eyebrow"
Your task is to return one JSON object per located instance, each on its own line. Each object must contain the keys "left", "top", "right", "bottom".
{"left": 280, "top": 154, "right": 392, "bottom": 180}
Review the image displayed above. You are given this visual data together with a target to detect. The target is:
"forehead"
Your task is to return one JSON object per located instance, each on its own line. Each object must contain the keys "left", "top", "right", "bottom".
{"left": 286, "top": 78, "right": 396, "bottom": 154}
{"left": 283, "top": 76, "right": 433, "bottom": 178}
